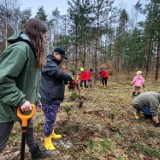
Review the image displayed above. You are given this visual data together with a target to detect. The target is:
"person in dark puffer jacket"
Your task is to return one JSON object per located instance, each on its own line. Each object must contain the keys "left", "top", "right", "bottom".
{"left": 40, "top": 47, "right": 72, "bottom": 151}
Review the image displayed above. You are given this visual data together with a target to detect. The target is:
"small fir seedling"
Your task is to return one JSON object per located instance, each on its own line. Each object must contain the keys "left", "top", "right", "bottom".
{"left": 69, "top": 92, "right": 78, "bottom": 101}
{"left": 108, "top": 109, "right": 118, "bottom": 122}
{"left": 63, "top": 105, "right": 72, "bottom": 121}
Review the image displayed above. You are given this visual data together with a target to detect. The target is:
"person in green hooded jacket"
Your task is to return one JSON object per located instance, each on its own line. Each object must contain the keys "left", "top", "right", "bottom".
{"left": 0, "top": 18, "right": 51, "bottom": 159}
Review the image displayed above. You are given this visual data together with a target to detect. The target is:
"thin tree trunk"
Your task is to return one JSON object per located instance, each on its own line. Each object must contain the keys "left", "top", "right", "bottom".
{"left": 155, "top": 37, "right": 160, "bottom": 81}
{"left": 94, "top": 6, "right": 99, "bottom": 83}
{"left": 145, "top": 34, "right": 152, "bottom": 79}
{"left": 82, "top": 41, "right": 86, "bottom": 67}
{"left": 75, "top": 21, "right": 78, "bottom": 69}
{"left": 94, "top": 29, "right": 99, "bottom": 83}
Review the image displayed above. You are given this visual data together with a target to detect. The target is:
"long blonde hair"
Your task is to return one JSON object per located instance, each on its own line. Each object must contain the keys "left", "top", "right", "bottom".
{"left": 23, "top": 18, "right": 47, "bottom": 68}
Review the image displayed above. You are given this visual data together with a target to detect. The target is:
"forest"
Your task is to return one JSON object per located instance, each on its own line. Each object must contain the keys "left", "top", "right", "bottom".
{"left": 0, "top": 0, "right": 160, "bottom": 160}
{"left": 0, "top": 0, "right": 160, "bottom": 79}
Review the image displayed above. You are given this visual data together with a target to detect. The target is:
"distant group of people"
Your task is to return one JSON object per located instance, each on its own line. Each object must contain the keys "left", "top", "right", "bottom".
{"left": 67, "top": 66, "right": 109, "bottom": 90}
{"left": 78, "top": 67, "right": 93, "bottom": 88}
{"left": 66, "top": 67, "right": 93, "bottom": 91}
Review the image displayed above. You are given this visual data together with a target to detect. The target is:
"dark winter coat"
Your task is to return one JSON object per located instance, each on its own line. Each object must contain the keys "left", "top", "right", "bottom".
{"left": 40, "top": 54, "right": 72, "bottom": 105}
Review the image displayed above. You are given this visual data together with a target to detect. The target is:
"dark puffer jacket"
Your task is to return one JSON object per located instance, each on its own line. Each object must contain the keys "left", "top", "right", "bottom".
{"left": 40, "top": 54, "right": 72, "bottom": 105}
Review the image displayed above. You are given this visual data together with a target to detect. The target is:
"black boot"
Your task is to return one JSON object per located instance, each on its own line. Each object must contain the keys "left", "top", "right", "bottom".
{"left": 132, "top": 91, "right": 136, "bottom": 97}
{"left": 30, "top": 145, "right": 51, "bottom": 159}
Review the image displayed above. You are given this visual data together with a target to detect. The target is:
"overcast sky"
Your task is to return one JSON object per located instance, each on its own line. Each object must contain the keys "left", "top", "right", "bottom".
{"left": 20, "top": 0, "right": 68, "bottom": 16}
{"left": 19, "top": 0, "right": 146, "bottom": 17}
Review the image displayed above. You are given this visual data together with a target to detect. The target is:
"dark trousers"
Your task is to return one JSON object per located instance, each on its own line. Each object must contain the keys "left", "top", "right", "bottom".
{"left": 88, "top": 79, "right": 92, "bottom": 87}
{"left": 0, "top": 120, "right": 36, "bottom": 153}
{"left": 80, "top": 80, "right": 88, "bottom": 88}
{"left": 133, "top": 105, "right": 152, "bottom": 117}
{"left": 102, "top": 77, "right": 108, "bottom": 86}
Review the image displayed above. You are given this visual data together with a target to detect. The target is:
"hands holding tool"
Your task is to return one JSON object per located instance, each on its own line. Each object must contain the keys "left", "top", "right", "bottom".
{"left": 20, "top": 101, "right": 42, "bottom": 112}
{"left": 20, "top": 101, "right": 32, "bottom": 112}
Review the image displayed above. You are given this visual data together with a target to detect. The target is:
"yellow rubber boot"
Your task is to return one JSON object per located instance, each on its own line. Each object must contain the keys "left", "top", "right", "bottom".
{"left": 44, "top": 136, "right": 56, "bottom": 151}
{"left": 140, "top": 111, "right": 145, "bottom": 117}
{"left": 133, "top": 112, "right": 140, "bottom": 120}
{"left": 51, "top": 130, "right": 62, "bottom": 139}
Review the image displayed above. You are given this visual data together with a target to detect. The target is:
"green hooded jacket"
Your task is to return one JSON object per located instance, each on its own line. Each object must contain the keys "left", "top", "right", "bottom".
{"left": 0, "top": 31, "right": 41, "bottom": 123}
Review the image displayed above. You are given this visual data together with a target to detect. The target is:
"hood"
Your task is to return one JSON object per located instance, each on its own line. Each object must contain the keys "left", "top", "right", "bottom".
{"left": 8, "top": 31, "right": 30, "bottom": 44}
{"left": 136, "top": 75, "right": 143, "bottom": 79}
{"left": 48, "top": 53, "right": 61, "bottom": 65}
{"left": 7, "top": 31, "right": 36, "bottom": 56}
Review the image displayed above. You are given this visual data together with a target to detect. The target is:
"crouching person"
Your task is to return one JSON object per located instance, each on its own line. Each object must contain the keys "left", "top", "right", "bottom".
{"left": 132, "top": 91, "right": 160, "bottom": 127}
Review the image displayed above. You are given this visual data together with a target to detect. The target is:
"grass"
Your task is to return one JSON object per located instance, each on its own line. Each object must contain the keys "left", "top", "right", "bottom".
{"left": 132, "top": 144, "right": 160, "bottom": 159}
{"left": 9, "top": 132, "right": 21, "bottom": 142}
{"left": 138, "top": 128, "right": 159, "bottom": 138}
{"left": 2, "top": 73, "right": 160, "bottom": 160}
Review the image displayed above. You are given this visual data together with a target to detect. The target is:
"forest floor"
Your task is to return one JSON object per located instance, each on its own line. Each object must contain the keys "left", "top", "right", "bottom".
{"left": 1, "top": 73, "right": 160, "bottom": 160}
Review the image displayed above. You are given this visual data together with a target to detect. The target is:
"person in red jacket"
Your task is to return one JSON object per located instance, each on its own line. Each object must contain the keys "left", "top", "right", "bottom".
{"left": 99, "top": 67, "right": 109, "bottom": 88}
{"left": 78, "top": 68, "right": 88, "bottom": 88}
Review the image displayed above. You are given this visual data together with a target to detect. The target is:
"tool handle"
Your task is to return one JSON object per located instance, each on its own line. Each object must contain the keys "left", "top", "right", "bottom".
{"left": 17, "top": 104, "right": 35, "bottom": 127}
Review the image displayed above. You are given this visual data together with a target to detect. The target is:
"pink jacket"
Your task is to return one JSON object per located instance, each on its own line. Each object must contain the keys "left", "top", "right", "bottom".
{"left": 131, "top": 75, "right": 145, "bottom": 87}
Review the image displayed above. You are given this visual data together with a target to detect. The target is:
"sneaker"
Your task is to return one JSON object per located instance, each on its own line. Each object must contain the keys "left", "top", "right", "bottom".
{"left": 30, "top": 145, "right": 52, "bottom": 159}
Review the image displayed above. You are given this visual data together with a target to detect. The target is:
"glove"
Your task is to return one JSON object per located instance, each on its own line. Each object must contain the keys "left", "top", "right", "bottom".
{"left": 153, "top": 122, "right": 160, "bottom": 127}
{"left": 72, "top": 80, "right": 78, "bottom": 85}
{"left": 65, "top": 80, "right": 72, "bottom": 84}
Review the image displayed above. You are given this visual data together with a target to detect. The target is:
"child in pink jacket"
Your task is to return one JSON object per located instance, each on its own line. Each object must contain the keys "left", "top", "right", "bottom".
{"left": 131, "top": 71, "right": 145, "bottom": 97}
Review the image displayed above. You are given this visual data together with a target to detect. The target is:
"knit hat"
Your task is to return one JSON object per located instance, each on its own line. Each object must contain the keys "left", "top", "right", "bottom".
{"left": 54, "top": 47, "right": 68, "bottom": 59}
{"left": 136, "top": 71, "right": 142, "bottom": 75}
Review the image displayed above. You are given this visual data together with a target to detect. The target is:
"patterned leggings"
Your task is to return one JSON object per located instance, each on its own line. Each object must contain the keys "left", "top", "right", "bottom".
{"left": 42, "top": 104, "right": 59, "bottom": 136}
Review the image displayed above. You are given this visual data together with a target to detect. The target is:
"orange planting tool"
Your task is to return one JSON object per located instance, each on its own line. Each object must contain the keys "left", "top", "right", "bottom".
{"left": 17, "top": 104, "right": 36, "bottom": 160}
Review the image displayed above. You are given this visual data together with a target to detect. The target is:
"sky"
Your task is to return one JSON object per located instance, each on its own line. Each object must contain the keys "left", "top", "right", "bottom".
{"left": 20, "top": 0, "right": 68, "bottom": 16}
{"left": 19, "top": 0, "right": 145, "bottom": 17}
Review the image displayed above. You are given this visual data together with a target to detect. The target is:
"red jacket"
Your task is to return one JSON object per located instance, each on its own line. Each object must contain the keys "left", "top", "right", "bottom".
{"left": 99, "top": 70, "right": 108, "bottom": 78}
{"left": 86, "top": 71, "right": 92, "bottom": 80}
{"left": 78, "top": 71, "right": 88, "bottom": 80}
{"left": 68, "top": 80, "right": 78, "bottom": 87}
